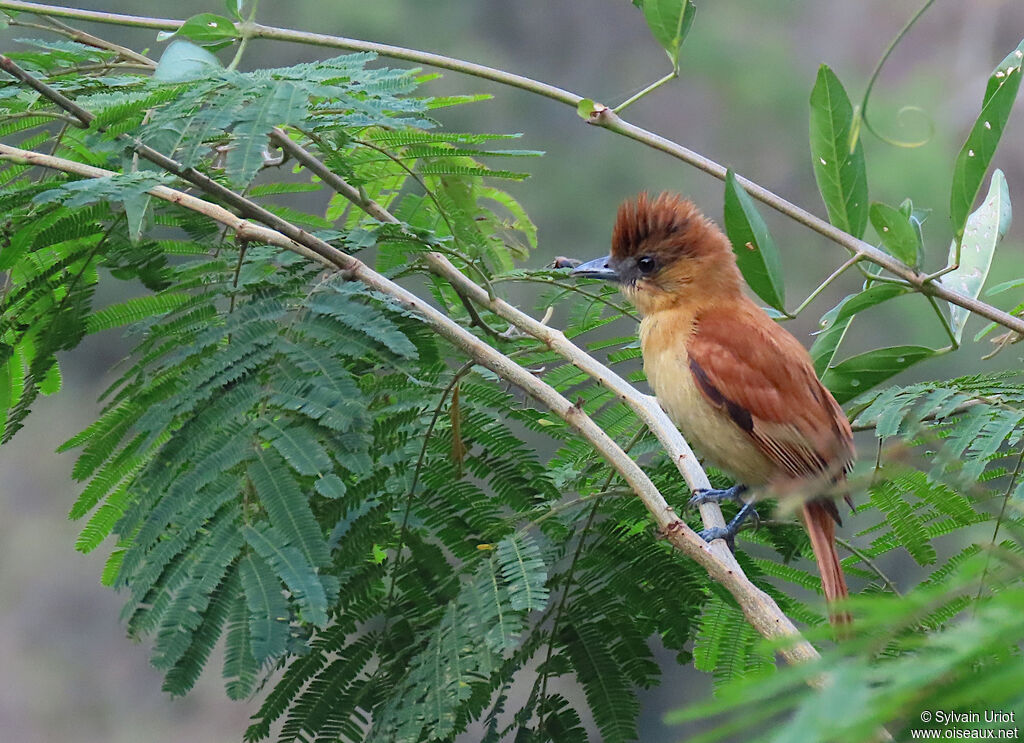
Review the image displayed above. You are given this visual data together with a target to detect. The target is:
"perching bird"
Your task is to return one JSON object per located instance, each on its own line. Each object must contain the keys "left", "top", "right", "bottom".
{"left": 571, "top": 192, "right": 854, "bottom": 622}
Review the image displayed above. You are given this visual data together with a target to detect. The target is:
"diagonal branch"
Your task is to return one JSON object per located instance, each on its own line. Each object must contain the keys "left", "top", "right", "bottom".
{"left": 1, "top": 0, "right": 1021, "bottom": 336}
{"left": 268, "top": 127, "right": 735, "bottom": 551}
{"left": 0, "top": 140, "right": 820, "bottom": 667}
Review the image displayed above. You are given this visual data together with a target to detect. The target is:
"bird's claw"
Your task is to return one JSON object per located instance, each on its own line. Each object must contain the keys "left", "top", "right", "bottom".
{"left": 696, "top": 498, "right": 759, "bottom": 553}
{"left": 698, "top": 526, "right": 736, "bottom": 551}
{"left": 688, "top": 484, "right": 748, "bottom": 510}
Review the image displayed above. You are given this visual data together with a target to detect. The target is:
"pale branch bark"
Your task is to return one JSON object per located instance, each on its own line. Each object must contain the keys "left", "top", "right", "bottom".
{"left": 2, "top": 0, "right": 1021, "bottom": 336}
{"left": 0, "top": 140, "right": 820, "bottom": 666}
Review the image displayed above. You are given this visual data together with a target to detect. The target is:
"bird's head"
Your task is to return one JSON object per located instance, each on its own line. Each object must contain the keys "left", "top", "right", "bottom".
{"left": 571, "top": 192, "right": 742, "bottom": 315}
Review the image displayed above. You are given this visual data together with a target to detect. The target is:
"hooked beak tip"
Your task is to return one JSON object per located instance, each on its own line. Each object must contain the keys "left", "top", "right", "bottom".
{"left": 570, "top": 255, "right": 619, "bottom": 281}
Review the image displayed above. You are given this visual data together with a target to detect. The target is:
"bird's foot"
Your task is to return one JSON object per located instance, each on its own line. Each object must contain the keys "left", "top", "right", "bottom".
{"left": 697, "top": 499, "right": 759, "bottom": 552}
{"left": 688, "top": 484, "right": 749, "bottom": 509}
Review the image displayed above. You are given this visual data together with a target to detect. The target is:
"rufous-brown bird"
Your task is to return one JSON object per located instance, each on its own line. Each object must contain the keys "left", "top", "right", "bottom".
{"left": 572, "top": 192, "right": 854, "bottom": 622}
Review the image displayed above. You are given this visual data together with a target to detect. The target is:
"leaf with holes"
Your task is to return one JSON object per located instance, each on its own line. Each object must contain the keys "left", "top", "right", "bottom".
{"left": 950, "top": 39, "right": 1024, "bottom": 240}
{"left": 943, "top": 169, "right": 1011, "bottom": 344}
{"left": 821, "top": 345, "right": 935, "bottom": 404}
{"left": 810, "top": 284, "right": 909, "bottom": 376}
{"left": 157, "top": 13, "right": 239, "bottom": 48}
{"left": 810, "top": 65, "right": 868, "bottom": 238}
{"left": 724, "top": 169, "right": 786, "bottom": 312}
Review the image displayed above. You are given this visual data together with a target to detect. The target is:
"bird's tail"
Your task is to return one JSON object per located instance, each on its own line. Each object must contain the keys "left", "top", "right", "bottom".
{"left": 801, "top": 499, "right": 851, "bottom": 629}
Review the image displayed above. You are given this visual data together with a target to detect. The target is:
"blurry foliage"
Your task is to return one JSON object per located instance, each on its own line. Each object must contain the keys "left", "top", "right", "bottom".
{"left": 0, "top": 2, "right": 1023, "bottom": 742}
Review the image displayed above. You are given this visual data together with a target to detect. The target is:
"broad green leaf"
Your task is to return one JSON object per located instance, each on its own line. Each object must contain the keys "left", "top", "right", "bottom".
{"left": 942, "top": 169, "right": 1011, "bottom": 344}
{"left": 949, "top": 39, "right": 1024, "bottom": 241}
{"left": 821, "top": 345, "right": 934, "bottom": 404}
{"left": 157, "top": 13, "right": 239, "bottom": 46}
{"left": 810, "top": 283, "right": 908, "bottom": 376}
{"left": 869, "top": 202, "right": 919, "bottom": 266}
{"left": 724, "top": 169, "right": 786, "bottom": 311}
{"left": 810, "top": 65, "right": 868, "bottom": 238}
{"left": 225, "top": 0, "right": 244, "bottom": 20}
{"left": 154, "top": 40, "right": 223, "bottom": 82}
{"left": 641, "top": 0, "right": 696, "bottom": 70}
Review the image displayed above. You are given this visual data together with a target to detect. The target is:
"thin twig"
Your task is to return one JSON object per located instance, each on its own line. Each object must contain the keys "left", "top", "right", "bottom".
{"left": 0, "top": 54, "right": 93, "bottom": 127}
{"left": 973, "top": 447, "right": 1024, "bottom": 612}
{"left": 834, "top": 536, "right": 901, "bottom": 595}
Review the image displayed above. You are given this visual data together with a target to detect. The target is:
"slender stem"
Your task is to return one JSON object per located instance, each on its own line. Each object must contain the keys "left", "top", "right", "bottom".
{"left": 455, "top": 288, "right": 507, "bottom": 340}
{"left": 613, "top": 70, "right": 677, "bottom": 114}
{"left": 973, "top": 447, "right": 1024, "bottom": 612}
{"left": 926, "top": 294, "right": 959, "bottom": 351}
{"left": 491, "top": 273, "right": 640, "bottom": 321}
{"left": 834, "top": 536, "right": 901, "bottom": 595}
{"left": 227, "top": 1, "right": 260, "bottom": 71}
{"left": 786, "top": 252, "right": 864, "bottom": 319}
{"left": 920, "top": 261, "right": 960, "bottom": 283}
{"left": 0, "top": 110, "right": 81, "bottom": 127}
{"left": 0, "top": 55, "right": 92, "bottom": 127}
{"left": 2, "top": 0, "right": 1022, "bottom": 336}
{"left": 382, "top": 362, "right": 473, "bottom": 643}
{"left": 856, "top": 0, "right": 937, "bottom": 149}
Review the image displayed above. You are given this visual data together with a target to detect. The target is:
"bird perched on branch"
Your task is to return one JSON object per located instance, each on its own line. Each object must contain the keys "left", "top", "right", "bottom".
{"left": 571, "top": 192, "right": 854, "bottom": 624}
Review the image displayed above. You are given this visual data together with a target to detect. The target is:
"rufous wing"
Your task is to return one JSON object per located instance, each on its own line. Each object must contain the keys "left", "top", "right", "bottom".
{"left": 686, "top": 303, "right": 854, "bottom": 487}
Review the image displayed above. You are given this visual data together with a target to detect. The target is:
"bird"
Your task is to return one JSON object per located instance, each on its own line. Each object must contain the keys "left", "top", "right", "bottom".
{"left": 571, "top": 191, "right": 854, "bottom": 624}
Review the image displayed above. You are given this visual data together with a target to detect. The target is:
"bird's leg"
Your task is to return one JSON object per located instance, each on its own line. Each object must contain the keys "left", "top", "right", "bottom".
{"left": 696, "top": 498, "right": 759, "bottom": 552}
{"left": 687, "top": 483, "right": 749, "bottom": 509}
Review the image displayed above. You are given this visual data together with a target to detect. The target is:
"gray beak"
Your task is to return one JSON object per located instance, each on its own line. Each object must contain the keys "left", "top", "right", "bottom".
{"left": 570, "top": 255, "right": 619, "bottom": 282}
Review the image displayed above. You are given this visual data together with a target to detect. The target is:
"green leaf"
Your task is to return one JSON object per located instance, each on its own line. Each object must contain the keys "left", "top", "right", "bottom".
{"left": 809, "top": 65, "right": 868, "bottom": 238}
{"left": 225, "top": 0, "right": 244, "bottom": 20}
{"left": 821, "top": 345, "right": 934, "bottom": 404}
{"left": 950, "top": 39, "right": 1024, "bottom": 240}
{"left": 943, "top": 169, "right": 1011, "bottom": 344}
{"left": 576, "top": 98, "right": 600, "bottom": 120}
{"left": 227, "top": 81, "right": 307, "bottom": 186}
{"left": 869, "top": 202, "right": 919, "bottom": 266}
{"left": 157, "top": 13, "right": 239, "bottom": 46}
{"left": 495, "top": 534, "right": 549, "bottom": 612}
{"left": 641, "top": 0, "right": 696, "bottom": 70}
{"left": 810, "top": 284, "right": 908, "bottom": 376}
{"left": 242, "top": 524, "right": 328, "bottom": 627}
{"left": 248, "top": 450, "right": 330, "bottom": 568}
{"left": 723, "top": 170, "right": 786, "bottom": 311}
{"left": 153, "top": 40, "right": 223, "bottom": 82}
{"left": 239, "top": 553, "right": 290, "bottom": 663}
{"left": 85, "top": 293, "right": 191, "bottom": 334}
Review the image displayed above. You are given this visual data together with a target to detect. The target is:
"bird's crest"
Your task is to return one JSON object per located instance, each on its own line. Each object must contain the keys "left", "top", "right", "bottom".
{"left": 611, "top": 191, "right": 717, "bottom": 262}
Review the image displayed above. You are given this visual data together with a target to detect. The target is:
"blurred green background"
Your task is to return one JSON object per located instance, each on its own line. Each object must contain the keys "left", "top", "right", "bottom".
{"left": 1, "top": 1, "right": 1023, "bottom": 741}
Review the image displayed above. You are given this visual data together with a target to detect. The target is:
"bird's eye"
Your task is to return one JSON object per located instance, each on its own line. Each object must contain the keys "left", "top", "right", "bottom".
{"left": 636, "top": 256, "right": 656, "bottom": 274}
